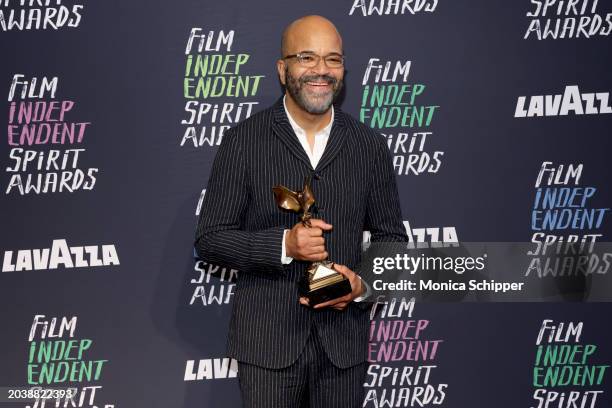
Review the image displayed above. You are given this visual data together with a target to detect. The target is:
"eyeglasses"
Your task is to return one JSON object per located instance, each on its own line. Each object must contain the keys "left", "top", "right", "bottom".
{"left": 283, "top": 52, "right": 345, "bottom": 68}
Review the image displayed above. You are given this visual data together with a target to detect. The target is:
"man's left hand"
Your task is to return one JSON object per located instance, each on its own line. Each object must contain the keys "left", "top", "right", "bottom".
{"left": 299, "top": 264, "right": 364, "bottom": 311}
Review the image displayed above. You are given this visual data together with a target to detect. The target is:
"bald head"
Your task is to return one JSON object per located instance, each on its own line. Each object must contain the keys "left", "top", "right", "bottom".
{"left": 280, "top": 15, "right": 343, "bottom": 57}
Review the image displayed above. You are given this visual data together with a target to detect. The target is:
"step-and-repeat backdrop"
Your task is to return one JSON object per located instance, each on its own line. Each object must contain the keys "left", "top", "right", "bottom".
{"left": 1, "top": 1, "right": 611, "bottom": 407}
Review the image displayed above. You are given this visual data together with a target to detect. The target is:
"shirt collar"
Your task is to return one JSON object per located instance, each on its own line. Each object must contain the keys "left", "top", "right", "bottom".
{"left": 283, "top": 94, "right": 334, "bottom": 137}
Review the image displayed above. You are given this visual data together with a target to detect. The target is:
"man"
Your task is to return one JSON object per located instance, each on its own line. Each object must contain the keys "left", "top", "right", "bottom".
{"left": 195, "top": 15, "right": 407, "bottom": 408}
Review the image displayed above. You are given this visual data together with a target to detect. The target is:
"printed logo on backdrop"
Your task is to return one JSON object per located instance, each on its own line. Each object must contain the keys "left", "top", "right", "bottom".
{"left": 180, "top": 29, "right": 265, "bottom": 148}
{"left": 26, "top": 314, "right": 115, "bottom": 407}
{"left": 2, "top": 239, "right": 120, "bottom": 272}
{"left": 526, "top": 162, "right": 611, "bottom": 278}
{"left": 524, "top": 0, "right": 612, "bottom": 40}
{"left": 189, "top": 189, "right": 237, "bottom": 306}
{"left": 0, "top": 0, "right": 84, "bottom": 31}
{"left": 364, "top": 299, "right": 448, "bottom": 407}
{"left": 363, "top": 223, "right": 452, "bottom": 406}
{"left": 530, "top": 320, "right": 609, "bottom": 407}
{"left": 349, "top": 0, "right": 438, "bottom": 16}
{"left": 184, "top": 357, "right": 238, "bottom": 381}
{"left": 5, "top": 74, "right": 98, "bottom": 195}
{"left": 515, "top": 85, "right": 612, "bottom": 118}
{"left": 360, "top": 59, "right": 443, "bottom": 176}
{"left": 364, "top": 220, "right": 459, "bottom": 248}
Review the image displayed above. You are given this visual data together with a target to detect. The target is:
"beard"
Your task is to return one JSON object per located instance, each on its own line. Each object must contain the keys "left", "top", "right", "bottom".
{"left": 284, "top": 66, "right": 343, "bottom": 114}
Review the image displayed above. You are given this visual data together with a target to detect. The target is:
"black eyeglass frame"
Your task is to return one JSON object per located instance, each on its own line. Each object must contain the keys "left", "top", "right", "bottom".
{"left": 282, "top": 52, "right": 346, "bottom": 68}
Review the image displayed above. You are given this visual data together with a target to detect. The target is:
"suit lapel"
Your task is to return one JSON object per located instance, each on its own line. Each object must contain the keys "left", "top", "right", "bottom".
{"left": 315, "top": 106, "right": 347, "bottom": 172}
{"left": 270, "top": 97, "right": 349, "bottom": 172}
{"left": 271, "top": 98, "right": 313, "bottom": 170}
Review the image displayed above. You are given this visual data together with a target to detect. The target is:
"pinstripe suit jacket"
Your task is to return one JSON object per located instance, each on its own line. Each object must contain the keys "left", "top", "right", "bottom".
{"left": 195, "top": 96, "right": 407, "bottom": 369}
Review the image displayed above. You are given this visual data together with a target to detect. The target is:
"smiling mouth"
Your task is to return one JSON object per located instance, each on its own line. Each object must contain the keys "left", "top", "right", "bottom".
{"left": 306, "top": 82, "right": 331, "bottom": 87}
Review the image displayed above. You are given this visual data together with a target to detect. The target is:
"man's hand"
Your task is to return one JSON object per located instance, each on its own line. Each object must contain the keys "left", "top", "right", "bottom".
{"left": 299, "top": 264, "right": 364, "bottom": 311}
{"left": 285, "top": 219, "right": 333, "bottom": 262}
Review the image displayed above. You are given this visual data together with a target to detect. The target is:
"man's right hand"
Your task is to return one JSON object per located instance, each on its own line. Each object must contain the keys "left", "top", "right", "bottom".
{"left": 285, "top": 219, "right": 333, "bottom": 262}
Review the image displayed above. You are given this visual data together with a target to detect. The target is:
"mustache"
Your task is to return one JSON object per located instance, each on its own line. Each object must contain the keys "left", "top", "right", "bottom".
{"left": 299, "top": 74, "right": 338, "bottom": 85}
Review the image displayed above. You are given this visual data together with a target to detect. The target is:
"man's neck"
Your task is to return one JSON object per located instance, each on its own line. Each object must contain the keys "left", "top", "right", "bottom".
{"left": 284, "top": 93, "right": 332, "bottom": 135}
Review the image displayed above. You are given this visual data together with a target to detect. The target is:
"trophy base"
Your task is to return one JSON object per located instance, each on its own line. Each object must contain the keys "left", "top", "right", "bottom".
{"left": 299, "top": 262, "right": 353, "bottom": 306}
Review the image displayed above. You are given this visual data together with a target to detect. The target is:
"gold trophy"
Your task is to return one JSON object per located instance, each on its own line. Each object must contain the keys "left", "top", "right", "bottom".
{"left": 273, "top": 176, "right": 352, "bottom": 305}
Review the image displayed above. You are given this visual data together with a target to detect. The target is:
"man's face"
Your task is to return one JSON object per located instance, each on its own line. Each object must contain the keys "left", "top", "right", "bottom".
{"left": 284, "top": 58, "right": 343, "bottom": 114}
{"left": 278, "top": 23, "right": 344, "bottom": 115}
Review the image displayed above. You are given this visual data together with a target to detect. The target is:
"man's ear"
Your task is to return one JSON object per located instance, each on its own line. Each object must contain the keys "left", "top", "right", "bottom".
{"left": 276, "top": 59, "right": 286, "bottom": 86}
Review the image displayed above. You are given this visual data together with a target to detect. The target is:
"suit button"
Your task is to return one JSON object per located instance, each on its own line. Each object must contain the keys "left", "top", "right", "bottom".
{"left": 313, "top": 173, "right": 321, "bottom": 180}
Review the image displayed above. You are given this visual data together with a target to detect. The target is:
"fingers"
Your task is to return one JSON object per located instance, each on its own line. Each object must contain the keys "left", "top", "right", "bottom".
{"left": 332, "top": 302, "right": 349, "bottom": 311}
{"left": 309, "top": 219, "right": 333, "bottom": 231}
{"left": 304, "top": 248, "right": 328, "bottom": 261}
{"left": 300, "top": 293, "right": 351, "bottom": 311}
{"left": 331, "top": 264, "right": 358, "bottom": 288}
{"left": 298, "top": 241, "right": 327, "bottom": 260}
{"left": 313, "top": 294, "right": 352, "bottom": 309}
{"left": 307, "top": 227, "right": 324, "bottom": 237}
{"left": 332, "top": 263, "right": 349, "bottom": 276}
{"left": 312, "top": 237, "right": 325, "bottom": 246}
{"left": 310, "top": 252, "right": 328, "bottom": 262}
{"left": 305, "top": 245, "right": 325, "bottom": 255}
{"left": 303, "top": 237, "right": 324, "bottom": 249}
{"left": 288, "top": 220, "right": 331, "bottom": 261}
{"left": 296, "top": 224, "right": 324, "bottom": 241}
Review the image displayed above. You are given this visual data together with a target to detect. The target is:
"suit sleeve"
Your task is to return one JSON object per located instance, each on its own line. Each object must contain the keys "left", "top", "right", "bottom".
{"left": 194, "top": 128, "right": 285, "bottom": 274}
{"left": 354, "top": 137, "right": 408, "bottom": 305}
{"left": 364, "top": 138, "right": 408, "bottom": 244}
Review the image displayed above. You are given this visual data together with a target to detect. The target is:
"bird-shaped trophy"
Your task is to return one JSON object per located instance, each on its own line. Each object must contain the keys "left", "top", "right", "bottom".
{"left": 272, "top": 176, "right": 352, "bottom": 306}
